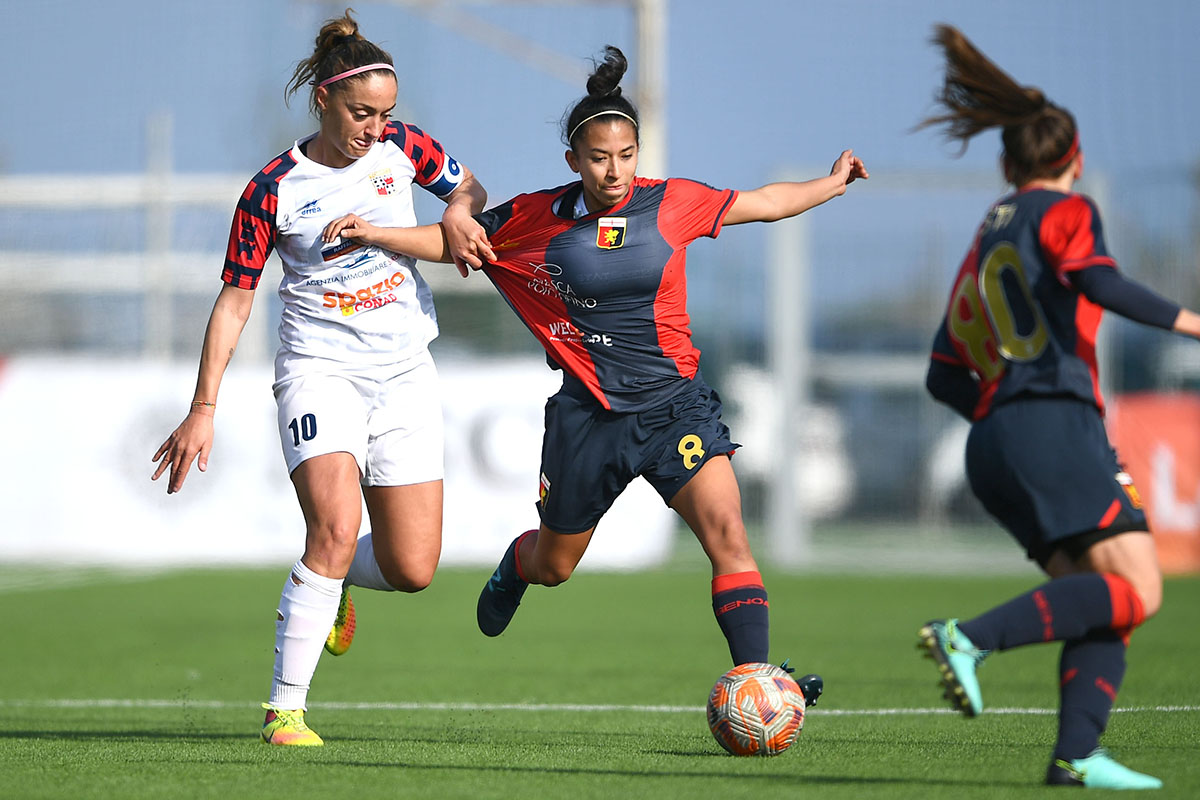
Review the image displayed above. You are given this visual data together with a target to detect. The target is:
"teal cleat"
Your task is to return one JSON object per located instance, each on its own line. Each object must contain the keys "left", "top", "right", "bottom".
{"left": 1046, "top": 749, "right": 1162, "bottom": 790}
{"left": 917, "top": 619, "right": 987, "bottom": 717}
{"left": 476, "top": 533, "right": 531, "bottom": 637}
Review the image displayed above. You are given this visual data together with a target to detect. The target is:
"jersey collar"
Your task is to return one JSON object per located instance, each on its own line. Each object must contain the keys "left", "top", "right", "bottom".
{"left": 553, "top": 181, "right": 636, "bottom": 221}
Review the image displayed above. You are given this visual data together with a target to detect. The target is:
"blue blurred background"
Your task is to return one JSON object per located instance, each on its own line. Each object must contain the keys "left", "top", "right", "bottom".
{"left": 1, "top": 0, "right": 1197, "bottom": 569}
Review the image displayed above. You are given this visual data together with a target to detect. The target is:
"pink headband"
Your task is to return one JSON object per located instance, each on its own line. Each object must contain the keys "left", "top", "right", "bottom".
{"left": 316, "top": 63, "right": 395, "bottom": 89}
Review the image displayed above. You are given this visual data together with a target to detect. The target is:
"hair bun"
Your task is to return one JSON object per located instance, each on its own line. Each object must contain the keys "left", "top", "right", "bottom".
{"left": 585, "top": 45, "right": 628, "bottom": 98}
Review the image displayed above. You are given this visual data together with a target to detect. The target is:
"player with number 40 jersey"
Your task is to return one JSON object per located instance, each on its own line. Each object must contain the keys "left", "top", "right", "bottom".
{"left": 919, "top": 23, "right": 1200, "bottom": 791}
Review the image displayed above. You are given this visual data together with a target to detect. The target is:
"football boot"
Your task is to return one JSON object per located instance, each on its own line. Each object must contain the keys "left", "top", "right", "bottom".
{"left": 261, "top": 704, "right": 323, "bottom": 746}
{"left": 917, "top": 618, "right": 987, "bottom": 717}
{"left": 477, "top": 532, "right": 532, "bottom": 637}
{"left": 1045, "top": 748, "right": 1162, "bottom": 790}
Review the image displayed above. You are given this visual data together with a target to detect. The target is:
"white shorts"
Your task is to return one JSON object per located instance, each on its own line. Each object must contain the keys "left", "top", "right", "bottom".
{"left": 272, "top": 348, "right": 444, "bottom": 486}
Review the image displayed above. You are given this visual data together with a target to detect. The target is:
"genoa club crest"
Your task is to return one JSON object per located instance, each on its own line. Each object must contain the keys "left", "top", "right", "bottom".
{"left": 1116, "top": 471, "right": 1143, "bottom": 509}
{"left": 596, "top": 217, "right": 626, "bottom": 249}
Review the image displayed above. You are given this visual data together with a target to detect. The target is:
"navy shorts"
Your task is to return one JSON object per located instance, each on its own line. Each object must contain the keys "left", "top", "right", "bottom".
{"left": 536, "top": 374, "right": 739, "bottom": 534}
{"left": 966, "top": 396, "right": 1148, "bottom": 566}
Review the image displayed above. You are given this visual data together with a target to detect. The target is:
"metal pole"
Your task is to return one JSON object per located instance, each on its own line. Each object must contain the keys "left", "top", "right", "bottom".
{"left": 145, "top": 111, "right": 173, "bottom": 360}
{"left": 765, "top": 206, "right": 811, "bottom": 566}
{"left": 634, "top": 0, "right": 667, "bottom": 179}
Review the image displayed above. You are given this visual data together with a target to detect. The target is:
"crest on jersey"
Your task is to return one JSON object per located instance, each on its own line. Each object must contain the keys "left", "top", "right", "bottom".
{"left": 369, "top": 168, "right": 396, "bottom": 196}
{"left": 596, "top": 217, "right": 626, "bottom": 249}
{"left": 1116, "top": 471, "right": 1143, "bottom": 509}
{"left": 538, "top": 472, "right": 551, "bottom": 506}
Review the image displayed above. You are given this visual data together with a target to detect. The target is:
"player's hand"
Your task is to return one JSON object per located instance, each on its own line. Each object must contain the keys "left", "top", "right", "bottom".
{"left": 322, "top": 214, "right": 379, "bottom": 245}
{"left": 829, "top": 149, "right": 869, "bottom": 190}
{"left": 151, "top": 410, "right": 215, "bottom": 494}
{"left": 441, "top": 204, "right": 496, "bottom": 277}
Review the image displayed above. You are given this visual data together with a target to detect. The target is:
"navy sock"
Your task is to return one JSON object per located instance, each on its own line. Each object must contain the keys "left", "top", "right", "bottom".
{"left": 712, "top": 571, "right": 770, "bottom": 665}
{"left": 1054, "top": 629, "right": 1127, "bottom": 761}
{"left": 958, "top": 573, "right": 1115, "bottom": 652}
{"left": 498, "top": 535, "right": 527, "bottom": 587}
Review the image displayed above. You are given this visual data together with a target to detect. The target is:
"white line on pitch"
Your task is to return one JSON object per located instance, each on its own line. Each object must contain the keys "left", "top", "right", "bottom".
{"left": 0, "top": 698, "right": 1197, "bottom": 715}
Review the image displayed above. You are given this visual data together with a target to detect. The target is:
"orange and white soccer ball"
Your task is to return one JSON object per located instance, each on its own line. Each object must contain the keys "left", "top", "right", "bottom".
{"left": 706, "top": 662, "right": 806, "bottom": 756}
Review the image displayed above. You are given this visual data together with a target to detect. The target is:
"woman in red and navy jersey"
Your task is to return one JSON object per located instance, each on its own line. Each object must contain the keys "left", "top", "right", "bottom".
{"left": 916, "top": 25, "right": 1200, "bottom": 790}
{"left": 326, "top": 46, "right": 866, "bottom": 704}
{"left": 151, "top": 11, "right": 494, "bottom": 746}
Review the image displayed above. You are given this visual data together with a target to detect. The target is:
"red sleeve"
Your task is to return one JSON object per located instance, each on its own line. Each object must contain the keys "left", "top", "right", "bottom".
{"left": 657, "top": 178, "right": 738, "bottom": 249}
{"left": 221, "top": 159, "right": 287, "bottom": 290}
{"left": 1039, "top": 194, "right": 1116, "bottom": 283}
{"left": 382, "top": 121, "right": 464, "bottom": 198}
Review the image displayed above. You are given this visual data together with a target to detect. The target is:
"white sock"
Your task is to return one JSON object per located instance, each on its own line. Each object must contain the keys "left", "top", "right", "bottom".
{"left": 343, "top": 532, "right": 397, "bottom": 591}
{"left": 267, "top": 560, "right": 343, "bottom": 710}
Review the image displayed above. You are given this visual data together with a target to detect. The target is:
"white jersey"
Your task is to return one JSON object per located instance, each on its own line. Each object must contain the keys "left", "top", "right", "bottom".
{"left": 222, "top": 121, "right": 466, "bottom": 364}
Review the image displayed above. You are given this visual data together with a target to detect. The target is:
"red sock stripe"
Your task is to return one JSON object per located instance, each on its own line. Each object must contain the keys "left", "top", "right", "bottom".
{"left": 513, "top": 530, "right": 535, "bottom": 583}
{"left": 712, "top": 570, "right": 763, "bottom": 595}
{"left": 1033, "top": 589, "right": 1055, "bottom": 641}
{"left": 1102, "top": 573, "right": 1145, "bottom": 630}
{"left": 1060, "top": 667, "right": 1078, "bottom": 688}
{"left": 1095, "top": 676, "right": 1118, "bottom": 702}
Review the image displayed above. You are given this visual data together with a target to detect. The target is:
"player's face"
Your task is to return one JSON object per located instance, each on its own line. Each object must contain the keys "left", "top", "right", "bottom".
{"left": 315, "top": 73, "right": 398, "bottom": 167}
{"left": 565, "top": 119, "right": 639, "bottom": 213}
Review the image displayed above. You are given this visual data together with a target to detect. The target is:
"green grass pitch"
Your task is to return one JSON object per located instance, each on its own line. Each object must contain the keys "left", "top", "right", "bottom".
{"left": 1, "top": 565, "right": 1197, "bottom": 799}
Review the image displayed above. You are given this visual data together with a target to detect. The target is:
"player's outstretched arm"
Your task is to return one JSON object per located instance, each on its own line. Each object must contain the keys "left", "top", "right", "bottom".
{"left": 724, "top": 149, "right": 869, "bottom": 225}
{"left": 1173, "top": 308, "right": 1200, "bottom": 339}
{"left": 151, "top": 283, "right": 254, "bottom": 494}
{"left": 1069, "top": 265, "right": 1199, "bottom": 337}
{"left": 321, "top": 216, "right": 454, "bottom": 265}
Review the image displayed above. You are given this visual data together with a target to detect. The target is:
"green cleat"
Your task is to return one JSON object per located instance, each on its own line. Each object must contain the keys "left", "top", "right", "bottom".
{"left": 324, "top": 588, "right": 355, "bottom": 656}
{"left": 261, "top": 704, "right": 324, "bottom": 746}
{"left": 917, "top": 619, "right": 987, "bottom": 717}
{"left": 1046, "top": 748, "right": 1162, "bottom": 789}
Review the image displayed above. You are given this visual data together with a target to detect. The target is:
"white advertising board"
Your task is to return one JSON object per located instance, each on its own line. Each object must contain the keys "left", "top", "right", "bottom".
{"left": 0, "top": 356, "right": 675, "bottom": 570}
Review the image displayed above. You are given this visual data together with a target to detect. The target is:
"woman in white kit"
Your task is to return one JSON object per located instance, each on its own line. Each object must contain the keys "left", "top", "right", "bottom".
{"left": 151, "top": 9, "right": 495, "bottom": 745}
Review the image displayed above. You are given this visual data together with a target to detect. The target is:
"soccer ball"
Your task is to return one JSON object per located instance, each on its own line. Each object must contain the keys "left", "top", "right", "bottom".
{"left": 706, "top": 662, "right": 806, "bottom": 756}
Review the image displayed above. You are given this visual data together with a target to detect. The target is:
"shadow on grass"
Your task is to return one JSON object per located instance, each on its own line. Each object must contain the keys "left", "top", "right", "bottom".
{"left": 0, "top": 729, "right": 250, "bottom": 742}
{"left": 174, "top": 755, "right": 1038, "bottom": 789}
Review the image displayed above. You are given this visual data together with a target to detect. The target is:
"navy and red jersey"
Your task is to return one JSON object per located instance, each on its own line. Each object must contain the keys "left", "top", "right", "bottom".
{"left": 929, "top": 188, "right": 1116, "bottom": 420}
{"left": 475, "top": 177, "right": 737, "bottom": 412}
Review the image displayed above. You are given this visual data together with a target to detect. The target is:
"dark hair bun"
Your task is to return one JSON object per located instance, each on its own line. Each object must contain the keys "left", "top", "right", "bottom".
{"left": 585, "top": 46, "right": 628, "bottom": 98}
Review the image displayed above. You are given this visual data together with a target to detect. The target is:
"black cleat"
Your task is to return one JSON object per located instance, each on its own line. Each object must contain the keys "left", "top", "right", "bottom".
{"left": 794, "top": 673, "right": 824, "bottom": 708}
{"left": 778, "top": 659, "right": 823, "bottom": 707}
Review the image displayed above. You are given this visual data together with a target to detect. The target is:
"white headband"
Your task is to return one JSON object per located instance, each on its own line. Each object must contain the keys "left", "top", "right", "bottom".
{"left": 568, "top": 110, "right": 638, "bottom": 144}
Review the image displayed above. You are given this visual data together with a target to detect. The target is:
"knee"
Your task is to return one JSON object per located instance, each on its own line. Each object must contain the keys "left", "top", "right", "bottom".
{"left": 379, "top": 561, "right": 436, "bottom": 593}
{"left": 699, "top": 516, "right": 754, "bottom": 564}
{"left": 305, "top": 520, "right": 361, "bottom": 566}
{"left": 533, "top": 557, "right": 575, "bottom": 587}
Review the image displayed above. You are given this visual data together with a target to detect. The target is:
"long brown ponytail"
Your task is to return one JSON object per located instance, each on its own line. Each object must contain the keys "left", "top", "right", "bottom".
{"left": 920, "top": 24, "right": 1078, "bottom": 186}
{"left": 286, "top": 8, "right": 394, "bottom": 116}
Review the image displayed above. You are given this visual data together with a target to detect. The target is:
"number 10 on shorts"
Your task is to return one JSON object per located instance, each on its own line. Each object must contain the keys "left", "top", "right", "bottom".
{"left": 288, "top": 413, "right": 318, "bottom": 447}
